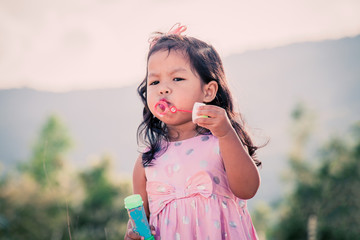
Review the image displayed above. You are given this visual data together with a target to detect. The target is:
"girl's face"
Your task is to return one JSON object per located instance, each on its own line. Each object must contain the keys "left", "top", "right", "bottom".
{"left": 146, "top": 50, "right": 209, "bottom": 126}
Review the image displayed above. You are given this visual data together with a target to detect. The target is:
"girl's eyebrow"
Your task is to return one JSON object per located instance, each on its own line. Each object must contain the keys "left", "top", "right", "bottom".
{"left": 170, "top": 67, "right": 187, "bottom": 75}
{"left": 148, "top": 67, "right": 188, "bottom": 78}
{"left": 148, "top": 72, "right": 159, "bottom": 78}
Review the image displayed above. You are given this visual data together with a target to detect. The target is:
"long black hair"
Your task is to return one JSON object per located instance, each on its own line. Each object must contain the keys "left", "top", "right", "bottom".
{"left": 137, "top": 34, "right": 262, "bottom": 167}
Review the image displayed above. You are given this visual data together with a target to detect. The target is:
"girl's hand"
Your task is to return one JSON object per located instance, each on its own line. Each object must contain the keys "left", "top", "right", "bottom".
{"left": 195, "top": 105, "right": 233, "bottom": 138}
{"left": 124, "top": 221, "right": 156, "bottom": 240}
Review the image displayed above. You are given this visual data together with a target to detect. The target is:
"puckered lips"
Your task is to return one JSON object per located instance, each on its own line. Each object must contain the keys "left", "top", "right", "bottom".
{"left": 154, "top": 99, "right": 193, "bottom": 117}
{"left": 154, "top": 99, "right": 171, "bottom": 116}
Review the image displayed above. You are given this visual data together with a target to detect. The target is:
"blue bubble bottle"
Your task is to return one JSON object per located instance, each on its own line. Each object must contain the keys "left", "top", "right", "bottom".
{"left": 124, "top": 194, "right": 155, "bottom": 240}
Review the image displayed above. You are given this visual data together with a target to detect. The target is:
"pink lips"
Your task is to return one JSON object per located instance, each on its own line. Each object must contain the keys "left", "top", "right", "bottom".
{"left": 159, "top": 98, "right": 170, "bottom": 104}
{"left": 154, "top": 100, "right": 192, "bottom": 116}
{"left": 155, "top": 100, "right": 170, "bottom": 115}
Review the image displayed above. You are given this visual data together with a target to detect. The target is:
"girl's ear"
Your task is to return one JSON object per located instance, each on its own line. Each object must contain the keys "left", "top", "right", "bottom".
{"left": 203, "top": 81, "right": 218, "bottom": 103}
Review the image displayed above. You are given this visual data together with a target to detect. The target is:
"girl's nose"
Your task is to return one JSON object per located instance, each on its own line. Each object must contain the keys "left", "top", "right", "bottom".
{"left": 159, "top": 86, "right": 171, "bottom": 95}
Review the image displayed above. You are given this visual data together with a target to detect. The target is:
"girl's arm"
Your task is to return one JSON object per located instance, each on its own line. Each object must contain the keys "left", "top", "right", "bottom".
{"left": 124, "top": 155, "right": 152, "bottom": 240}
{"left": 195, "top": 105, "right": 260, "bottom": 199}
{"left": 218, "top": 127, "right": 260, "bottom": 199}
{"left": 132, "top": 154, "right": 150, "bottom": 217}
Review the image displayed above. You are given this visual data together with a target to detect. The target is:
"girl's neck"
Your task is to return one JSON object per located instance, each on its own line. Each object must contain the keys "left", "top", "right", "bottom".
{"left": 167, "top": 123, "right": 199, "bottom": 142}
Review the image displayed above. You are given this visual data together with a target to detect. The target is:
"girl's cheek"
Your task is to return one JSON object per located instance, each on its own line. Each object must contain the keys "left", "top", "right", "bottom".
{"left": 146, "top": 90, "right": 156, "bottom": 102}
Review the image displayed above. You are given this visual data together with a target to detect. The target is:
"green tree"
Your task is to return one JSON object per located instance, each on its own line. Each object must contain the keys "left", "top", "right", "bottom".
{"left": 271, "top": 103, "right": 317, "bottom": 240}
{"left": 0, "top": 114, "right": 132, "bottom": 239}
{"left": 315, "top": 123, "right": 360, "bottom": 239}
{"left": 271, "top": 103, "right": 360, "bottom": 240}
{"left": 69, "top": 155, "right": 131, "bottom": 240}
{"left": 1, "top": 114, "right": 73, "bottom": 239}
{"left": 21, "top": 114, "right": 72, "bottom": 186}
{"left": 252, "top": 201, "right": 272, "bottom": 240}
{"left": 0, "top": 177, "right": 71, "bottom": 240}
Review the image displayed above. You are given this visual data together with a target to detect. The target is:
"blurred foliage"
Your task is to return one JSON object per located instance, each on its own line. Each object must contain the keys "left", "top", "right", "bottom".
{"left": 20, "top": 115, "right": 73, "bottom": 186}
{"left": 268, "top": 104, "right": 360, "bottom": 240}
{"left": 3, "top": 108, "right": 359, "bottom": 240}
{"left": 252, "top": 201, "right": 272, "bottom": 239}
{"left": 71, "top": 156, "right": 131, "bottom": 240}
{"left": 0, "top": 115, "right": 131, "bottom": 239}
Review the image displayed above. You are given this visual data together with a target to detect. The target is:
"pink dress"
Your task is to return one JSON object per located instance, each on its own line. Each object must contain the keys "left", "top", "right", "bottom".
{"left": 145, "top": 134, "right": 258, "bottom": 240}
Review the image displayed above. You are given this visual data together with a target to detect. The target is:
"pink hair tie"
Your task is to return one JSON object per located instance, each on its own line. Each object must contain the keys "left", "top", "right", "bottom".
{"left": 149, "top": 23, "right": 187, "bottom": 49}
{"left": 167, "top": 23, "right": 187, "bottom": 35}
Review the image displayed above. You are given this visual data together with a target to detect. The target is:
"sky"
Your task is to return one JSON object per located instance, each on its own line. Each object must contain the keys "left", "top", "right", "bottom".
{"left": 0, "top": 0, "right": 360, "bottom": 92}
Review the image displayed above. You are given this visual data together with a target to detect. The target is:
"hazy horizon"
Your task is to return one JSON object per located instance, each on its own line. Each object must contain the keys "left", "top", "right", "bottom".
{"left": 1, "top": 0, "right": 360, "bottom": 92}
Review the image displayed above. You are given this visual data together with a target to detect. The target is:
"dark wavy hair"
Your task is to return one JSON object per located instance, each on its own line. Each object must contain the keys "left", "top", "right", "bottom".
{"left": 137, "top": 34, "right": 262, "bottom": 167}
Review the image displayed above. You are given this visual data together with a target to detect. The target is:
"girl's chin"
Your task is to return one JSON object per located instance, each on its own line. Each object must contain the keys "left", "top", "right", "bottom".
{"left": 159, "top": 117, "right": 195, "bottom": 126}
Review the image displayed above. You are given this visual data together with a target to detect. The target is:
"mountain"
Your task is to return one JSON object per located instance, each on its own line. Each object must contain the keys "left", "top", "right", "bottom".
{"left": 1, "top": 35, "right": 359, "bottom": 205}
{"left": 223, "top": 35, "right": 360, "bottom": 204}
{"left": 0, "top": 87, "right": 143, "bottom": 175}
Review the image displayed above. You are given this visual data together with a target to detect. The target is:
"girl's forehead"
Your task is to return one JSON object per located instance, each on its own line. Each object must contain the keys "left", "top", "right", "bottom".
{"left": 147, "top": 49, "right": 199, "bottom": 79}
{"left": 148, "top": 49, "right": 189, "bottom": 66}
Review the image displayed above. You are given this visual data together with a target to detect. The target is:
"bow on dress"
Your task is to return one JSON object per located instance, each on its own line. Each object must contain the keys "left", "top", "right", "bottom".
{"left": 147, "top": 171, "right": 213, "bottom": 215}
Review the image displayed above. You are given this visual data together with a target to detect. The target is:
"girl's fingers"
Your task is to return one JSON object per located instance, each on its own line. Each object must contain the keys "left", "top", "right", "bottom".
{"left": 125, "top": 224, "right": 155, "bottom": 239}
{"left": 150, "top": 225, "right": 156, "bottom": 235}
{"left": 195, "top": 106, "right": 233, "bottom": 137}
{"left": 198, "top": 104, "right": 219, "bottom": 111}
{"left": 197, "top": 105, "right": 225, "bottom": 118}
{"left": 194, "top": 117, "right": 218, "bottom": 129}
{"left": 126, "top": 229, "right": 142, "bottom": 239}
{"left": 196, "top": 109, "right": 225, "bottom": 123}
{"left": 196, "top": 110, "right": 216, "bottom": 119}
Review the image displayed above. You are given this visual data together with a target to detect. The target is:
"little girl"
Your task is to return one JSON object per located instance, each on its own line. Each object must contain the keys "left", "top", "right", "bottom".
{"left": 125, "top": 24, "right": 262, "bottom": 240}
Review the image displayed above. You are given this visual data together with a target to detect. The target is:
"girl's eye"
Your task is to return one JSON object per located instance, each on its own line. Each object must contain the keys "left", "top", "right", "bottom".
{"left": 149, "top": 80, "right": 159, "bottom": 86}
{"left": 173, "top": 78, "right": 185, "bottom": 82}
